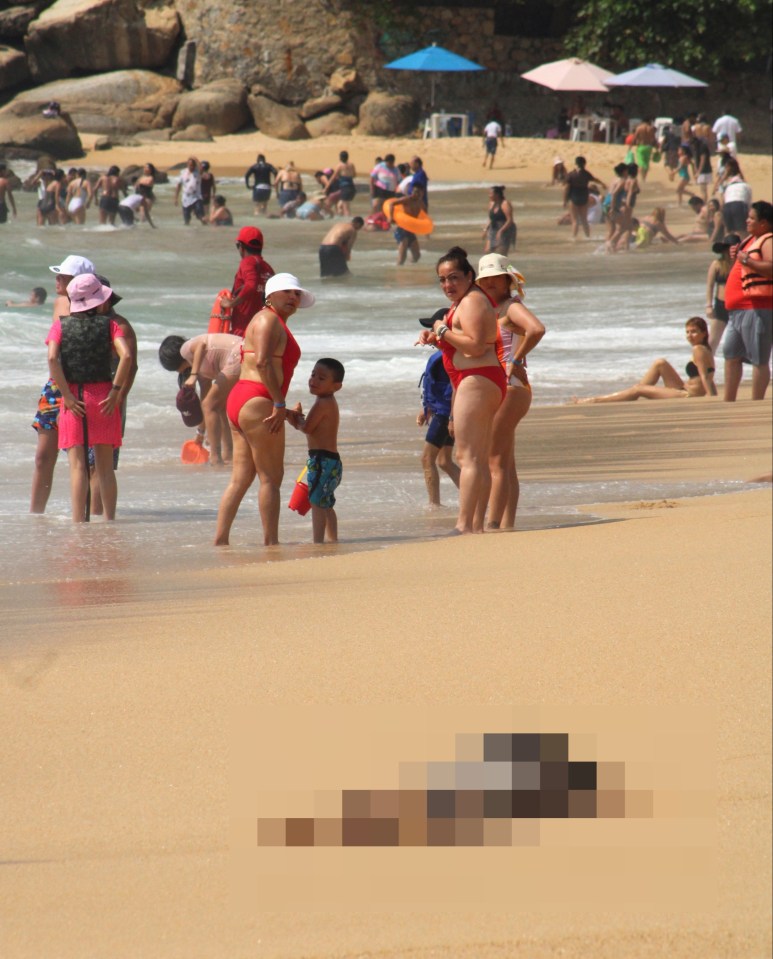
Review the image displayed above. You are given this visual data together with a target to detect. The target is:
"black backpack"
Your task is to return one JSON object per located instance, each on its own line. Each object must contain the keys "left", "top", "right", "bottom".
{"left": 59, "top": 313, "right": 113, "bottom": 384}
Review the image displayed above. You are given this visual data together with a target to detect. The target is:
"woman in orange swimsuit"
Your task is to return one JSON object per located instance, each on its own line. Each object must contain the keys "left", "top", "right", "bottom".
{"left": 417, "top": 246, "right": 505, "bottom": 534}
{"left": 476, "top": 253, "right": 546, "bottom": 530}
{"left": 215, "top": 272, "right": 315, "bottom": 546}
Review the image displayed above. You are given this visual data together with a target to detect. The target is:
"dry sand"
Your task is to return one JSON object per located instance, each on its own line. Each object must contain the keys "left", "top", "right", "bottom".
{"left": 1, "top": 395, "right": 771, "bottom": 957}
{"left": 74, "top": 129, "right": 773, "bottom": 199}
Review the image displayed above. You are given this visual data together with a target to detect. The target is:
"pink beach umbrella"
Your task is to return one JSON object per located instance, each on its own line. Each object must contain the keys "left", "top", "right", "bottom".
{"left": 520, "top": 57, "right": 614, "bottom": 93}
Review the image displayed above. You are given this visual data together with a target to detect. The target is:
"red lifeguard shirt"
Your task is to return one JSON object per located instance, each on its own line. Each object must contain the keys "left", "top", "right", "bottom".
{"left": 230, "top": 255, "right": 274, "bottom": 336}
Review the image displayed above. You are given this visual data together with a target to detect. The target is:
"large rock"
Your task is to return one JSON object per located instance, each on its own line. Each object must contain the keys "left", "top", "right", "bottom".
{"left": 174, "top": 0, "right": 381, "bottom": 100}
{"left": 173, "top": 79, "right": 249, "bottom": 135}
{"left": 0, "top": 43, "right": 29, "bottom": 89}
{"left": 170, "top": 123, "right": 212, "bottom": 142}
{"left": 305, "top": 110, "right": 357, "bottom": 138}
{"left": 0, "top": 100, "right": 83, "bottom": 157}
{"left": 355, "top": 92, "right": 419, "bottom": 137}
{"left": 299, "top": 93, "right": 342, "bottom": 121}
{"left": 247, "top": 92, "right": 308, "bottom": 141}
{"left": 12, "top": 70, "right": 181, "bottom": 134}
{"left": 25, "top": 0, "right": 180, "bottom": 83}
{"left": 328, "top": 67, "right": 364, "bottom": 98}
{"left": 0, "top": 4, "right": 45, "bottom": 41}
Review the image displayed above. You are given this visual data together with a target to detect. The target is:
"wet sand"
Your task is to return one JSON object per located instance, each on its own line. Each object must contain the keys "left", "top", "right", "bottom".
{"left": 1, "top": 395, "right": 770, "bottom": 958}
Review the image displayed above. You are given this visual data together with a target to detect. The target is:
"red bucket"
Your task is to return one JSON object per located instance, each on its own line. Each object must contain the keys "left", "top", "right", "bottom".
{"left": 288, "top": 480, "right": 311, "bottom": 515}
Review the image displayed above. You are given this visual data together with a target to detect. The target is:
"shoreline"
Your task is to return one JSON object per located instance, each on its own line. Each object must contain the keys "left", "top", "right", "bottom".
{"left": 68, "top": 131, "right": 773, "bottom": 197}
{"left": 1, "top": 127, "right": 771, "bottom": 959}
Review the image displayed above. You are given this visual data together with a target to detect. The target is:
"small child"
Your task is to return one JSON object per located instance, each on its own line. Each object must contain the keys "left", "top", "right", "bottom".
{"left": 289, "top": 358, "right": 344, "bottom": 543}
{"left": 417, "top": 344, "right": 459, "bottom": 506}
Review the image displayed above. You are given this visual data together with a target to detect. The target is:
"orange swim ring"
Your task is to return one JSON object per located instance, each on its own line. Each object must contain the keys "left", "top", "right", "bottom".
{"left": 383, "top": 198, "right": 434, "bottom": 236}
{"left": 207, "top": 288, "right": 233, "bottom": 334}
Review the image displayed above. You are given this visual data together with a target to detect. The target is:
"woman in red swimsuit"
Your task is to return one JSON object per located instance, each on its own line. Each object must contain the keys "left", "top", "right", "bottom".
{"left": 417, "top": 246, "right": 505, "bottom": 534}
{"left": 215, "top": 272, "right": 315, "bottom": 546}
{"left": 476, "top": 253, "right": 546, "bottom": 531}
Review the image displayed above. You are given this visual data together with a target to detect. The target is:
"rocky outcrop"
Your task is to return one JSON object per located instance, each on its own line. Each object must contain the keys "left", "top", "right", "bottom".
{"left": 0, "top": 98, "right": 82, "bottom": 156}
{"left": 328, "top": 67, "right": 366, "bottom": 98}
{"left": 355, "top": 92, "right": 419, "bottom": 137}
{"left": 11, "top": 69, "right": 181, "bottom": 133}
{"left": 300, "top": 94, "right": 343, "bottom": 122}
{"left": 173, "top": 0, "right": 380, "bottom": 101}
{"left": 305, "top": 110, "right": 357, "bottom": 138}
{"left": 247, "top": 91, "right": 309, "bottom": 141}
{"left": 0, "top": 3, "right": 46, "bottom": 42}
{"left": 172, "top": 79, "right": 249, "bottom": 136}
{"left": 0, "top": 43, "right": 30, "bottom": 89}
{"left": 25, "top": 0, "right": 179, "bottom": 83}
{"left": 170, "top": 123, "right": 211, "bottom": 141}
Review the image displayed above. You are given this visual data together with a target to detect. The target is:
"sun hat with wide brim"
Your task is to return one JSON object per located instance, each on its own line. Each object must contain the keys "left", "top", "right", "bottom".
{"left": 66, "top": 273, "right": 114, "bottom": 312}
{"left": 477, "top": 253, "right": 526, "bottom": 298}
{"left": 264, "top": 272, "right": 315, "bottom": 308}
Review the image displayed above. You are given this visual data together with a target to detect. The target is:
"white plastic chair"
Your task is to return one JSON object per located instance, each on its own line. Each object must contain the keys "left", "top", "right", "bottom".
{"left": 570, "top": 115, "right": 594, "bottom": 142}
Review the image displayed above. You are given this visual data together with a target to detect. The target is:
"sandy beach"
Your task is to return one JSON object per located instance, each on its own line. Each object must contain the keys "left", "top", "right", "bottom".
{"left": 1, "top": 390, "right": 771, "bottom": 957}
{"left": 72, "top": 129, "right": 773, "bottom": 199}
{"left": 1, "top": 127, "right": 771, "bottom": 956}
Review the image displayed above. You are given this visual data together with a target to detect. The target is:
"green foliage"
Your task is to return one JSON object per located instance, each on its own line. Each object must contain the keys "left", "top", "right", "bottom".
{"left": 567, "top": 0, "right": 772, "bottom": 75}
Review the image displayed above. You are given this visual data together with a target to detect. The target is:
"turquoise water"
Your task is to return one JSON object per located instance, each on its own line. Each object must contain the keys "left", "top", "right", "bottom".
{"left": 0, "top": 172, "right": 735, "bottom": 585}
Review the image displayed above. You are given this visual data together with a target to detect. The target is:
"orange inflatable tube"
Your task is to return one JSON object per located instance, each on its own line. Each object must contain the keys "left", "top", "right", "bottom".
{"left": 207, "top": 288, "right": 233, "bottom": 334}
{"left": 383, "top": 198, "right": 434, "bottom": 236}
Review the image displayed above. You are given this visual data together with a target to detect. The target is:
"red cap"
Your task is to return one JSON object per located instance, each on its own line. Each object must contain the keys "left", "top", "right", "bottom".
{"left": 236, "top": 226, "right": 264, "bottom": 250}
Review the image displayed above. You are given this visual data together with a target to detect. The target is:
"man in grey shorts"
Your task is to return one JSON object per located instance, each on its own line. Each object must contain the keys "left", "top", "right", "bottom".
{"left": 723, "top": 201, "right": 773, "bottom": 401}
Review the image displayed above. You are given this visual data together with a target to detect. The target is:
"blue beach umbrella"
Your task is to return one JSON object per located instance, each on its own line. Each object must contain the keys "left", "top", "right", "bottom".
{"left": 385, "top": 42, "right": 485, "bottom": 107}
{"left": 606, "top": 62, "right": 708, "bottom": 88}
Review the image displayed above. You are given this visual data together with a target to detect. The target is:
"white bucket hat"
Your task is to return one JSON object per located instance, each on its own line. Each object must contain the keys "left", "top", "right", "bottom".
{"left": 264, "top": 272, "right": 315, "bottom": 308}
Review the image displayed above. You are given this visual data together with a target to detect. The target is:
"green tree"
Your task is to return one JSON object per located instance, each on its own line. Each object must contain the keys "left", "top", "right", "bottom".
{"left": 568, "top": 0, "right": 772, "bottom": 74}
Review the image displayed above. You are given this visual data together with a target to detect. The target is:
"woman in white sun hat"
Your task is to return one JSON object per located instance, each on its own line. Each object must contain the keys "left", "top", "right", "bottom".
{"left": 215, "top": 272, "right": 315, "bottom": 547}
{"left": 476, "top": 253, "right": 545, "bottom": 530}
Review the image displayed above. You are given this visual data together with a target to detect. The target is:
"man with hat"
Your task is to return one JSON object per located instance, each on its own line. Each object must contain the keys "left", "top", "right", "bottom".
{"left": 219, "top": 227, "right": 274, "bottom": 337}
{"left": 30, "top": 254, "right": 96, "bottom": 512}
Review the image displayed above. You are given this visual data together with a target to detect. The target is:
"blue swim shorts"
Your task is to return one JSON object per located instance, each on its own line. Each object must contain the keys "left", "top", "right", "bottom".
{"left": 307, "top": 449, "right": 342, "bottom": 509}
{"left": 425, "top": 413, "right": 454, "bottom": 449}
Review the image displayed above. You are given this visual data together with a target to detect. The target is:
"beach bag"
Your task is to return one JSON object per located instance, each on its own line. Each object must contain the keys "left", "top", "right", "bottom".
{"left": 652, "top": 149, "right": 662, "bottom": 163}
{"left": 59, "top": 314, "right": 112, "bottom": 384}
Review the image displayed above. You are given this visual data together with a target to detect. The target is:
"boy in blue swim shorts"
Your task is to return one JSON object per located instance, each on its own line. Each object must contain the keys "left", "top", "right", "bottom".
{"left": 289, "top": 358, "right": 344, "bottom": 544}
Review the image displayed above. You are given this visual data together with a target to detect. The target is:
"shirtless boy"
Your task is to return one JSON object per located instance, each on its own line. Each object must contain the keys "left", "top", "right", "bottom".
{"left": 289, "top": 358, "right": 344, "bottom": 544}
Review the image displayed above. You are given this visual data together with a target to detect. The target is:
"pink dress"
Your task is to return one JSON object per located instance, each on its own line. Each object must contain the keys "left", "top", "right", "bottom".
{"left": 46, "top": 318, "right": 125, "bottom": 450}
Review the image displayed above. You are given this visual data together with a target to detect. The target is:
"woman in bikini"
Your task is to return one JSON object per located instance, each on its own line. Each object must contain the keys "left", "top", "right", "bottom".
{"left": 573, "top": 317, "right": 717, "bottom": 403}
{"left": 417, "top": 247, "right": 505, "bottom": 534}
{"left": 563, "top": 156, "right": 606, "bottom": 241}
{"left": 476, "top": 254, "right": 545, "bottom": 530}
{"left": 482, "top": 186, "right": 516, "bottom": 255}
{"left": 215, "top": 272, "right": 315, "bottom": 546}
